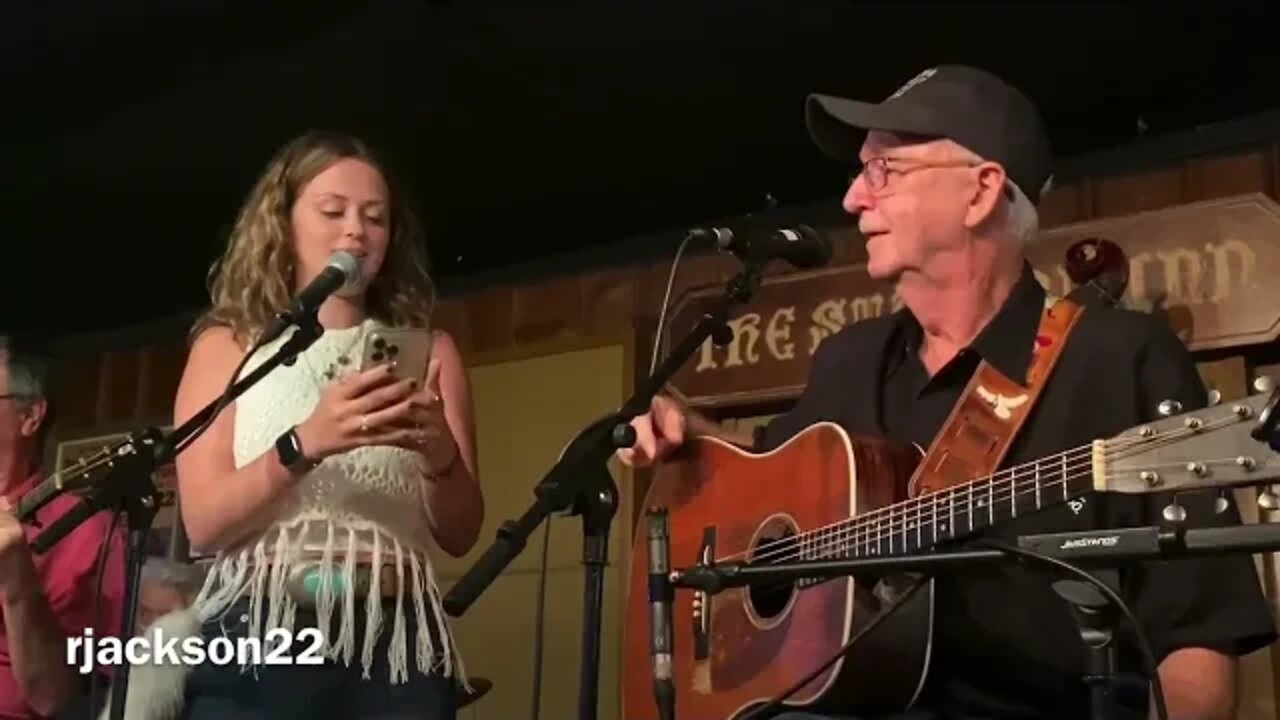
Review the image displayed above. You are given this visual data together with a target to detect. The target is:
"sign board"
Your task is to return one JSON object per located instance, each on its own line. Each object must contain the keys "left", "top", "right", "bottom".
{"left": 664, "top": 193, "right": 1280, "bottom": 408}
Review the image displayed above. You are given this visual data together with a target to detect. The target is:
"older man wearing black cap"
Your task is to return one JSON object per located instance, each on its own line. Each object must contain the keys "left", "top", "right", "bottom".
{"left": 619, "top": 65, "right": 1274, "bottom": 720}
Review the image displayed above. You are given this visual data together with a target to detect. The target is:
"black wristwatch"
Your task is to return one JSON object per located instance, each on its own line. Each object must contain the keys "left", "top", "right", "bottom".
{"left": 275, "top": 426, "right": 319, "bottom": 474}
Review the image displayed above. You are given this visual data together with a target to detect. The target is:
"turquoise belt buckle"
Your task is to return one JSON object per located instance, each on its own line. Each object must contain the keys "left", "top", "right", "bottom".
{"left": 287, "top": 562, "right": 342, "bottom": 609}
{"left": 301, "top": 567, "right": 350, "bottom": 596}
{"left": 286, "top": 561, "right": 368, "bottom": 609}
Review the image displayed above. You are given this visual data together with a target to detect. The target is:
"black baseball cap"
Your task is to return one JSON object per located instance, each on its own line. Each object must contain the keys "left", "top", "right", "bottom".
{"left": 805, "top": 65, "right": 1054, "bottom": 204}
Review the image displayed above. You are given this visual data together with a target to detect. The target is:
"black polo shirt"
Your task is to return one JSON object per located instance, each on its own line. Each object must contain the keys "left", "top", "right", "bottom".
{"left": 755, "top": 264, "right": 1276, "bottom": 719}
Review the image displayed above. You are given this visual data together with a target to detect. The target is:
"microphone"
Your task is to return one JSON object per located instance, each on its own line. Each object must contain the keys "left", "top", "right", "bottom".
{"left": 646, "top": 507, "right": 676, "bottom": 720}
{"left": 689, "top": 224, "right": 831, "bottom": 269}
{"left": 259, "top": 251, "right": 362, "bottom": 344}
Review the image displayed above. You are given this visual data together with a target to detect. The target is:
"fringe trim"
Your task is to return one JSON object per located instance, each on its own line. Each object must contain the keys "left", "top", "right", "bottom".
{"left": 190, "top": 517, "right": 466, "bottom": 686}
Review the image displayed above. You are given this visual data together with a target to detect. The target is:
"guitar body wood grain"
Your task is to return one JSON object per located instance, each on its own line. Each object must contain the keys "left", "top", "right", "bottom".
{"left": 622, "top": 423, "right": 931, "bottom": 720}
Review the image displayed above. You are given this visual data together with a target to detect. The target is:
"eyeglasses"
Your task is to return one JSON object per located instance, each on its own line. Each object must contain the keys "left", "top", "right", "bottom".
{"left": 850, "top": 156, "right": 982, "bottom": 193}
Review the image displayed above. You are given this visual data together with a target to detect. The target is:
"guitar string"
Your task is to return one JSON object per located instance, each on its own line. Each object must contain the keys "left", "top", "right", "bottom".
{"left": 736, "top": 441, "right": 1104, "bottom": 565}
{"left": 741, "top": 434, "right": 1241, "bottom": 568}
{"left": 747, "top": 419, "right": 1224, "bottom": 563}
{"left": 721, "top": 414, "right": 1246, "bottom": 566}
{"left": 740, "top": 422, "right": 1233, "bottom": 566}
{"left": 741, "top": 452, "right": 1094, "bottom": 565}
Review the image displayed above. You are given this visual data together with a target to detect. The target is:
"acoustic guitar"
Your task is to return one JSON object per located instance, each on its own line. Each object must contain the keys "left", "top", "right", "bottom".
{"left": 622, "top": 393, "right": 1280, "bottom": 720}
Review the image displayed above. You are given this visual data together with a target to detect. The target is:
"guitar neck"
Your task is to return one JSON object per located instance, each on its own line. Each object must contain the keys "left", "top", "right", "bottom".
{"left": 807, "top": 446, "right": 1098, "bottom": 561}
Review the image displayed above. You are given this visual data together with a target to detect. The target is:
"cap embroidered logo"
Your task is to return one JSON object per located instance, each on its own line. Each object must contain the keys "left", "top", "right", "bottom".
{"left": 1040, "top": 174, "right": 1055, "bottom": 198}
{"left": 888, "top": 67, "right": 937, "bottom": 100}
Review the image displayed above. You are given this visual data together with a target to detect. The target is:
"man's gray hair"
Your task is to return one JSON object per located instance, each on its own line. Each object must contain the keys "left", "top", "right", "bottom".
{"left": 0, "top": 335, "right": 54, "bottom": 456}
{"left": 1003, "top": 180, "right": 1041, "bottom": 247}
{"left": 946, "top": 141, "right": 1041, "bottom": 247}
{"left": 0, "top": 336, "right": 49, "bottom": 401}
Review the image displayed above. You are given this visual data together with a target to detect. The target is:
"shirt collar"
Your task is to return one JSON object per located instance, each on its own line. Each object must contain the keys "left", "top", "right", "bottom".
{"left": 3, "top": 470, "right": 41, "bottom": 505}
{"left": 895, "top": 262, "right": 1047, "bottom": 386}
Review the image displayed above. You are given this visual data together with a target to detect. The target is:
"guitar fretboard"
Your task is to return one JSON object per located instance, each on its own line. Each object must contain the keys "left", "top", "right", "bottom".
{"left": 793, "top": 446, "right": 1096, "bottom": 563}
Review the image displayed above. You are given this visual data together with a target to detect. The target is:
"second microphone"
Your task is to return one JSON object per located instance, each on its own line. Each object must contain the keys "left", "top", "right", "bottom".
{"left": 689, "top": 224, "right": 832, "bottom": 270}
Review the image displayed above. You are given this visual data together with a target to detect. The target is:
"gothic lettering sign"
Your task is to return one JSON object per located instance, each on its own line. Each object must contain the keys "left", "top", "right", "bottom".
{"left": 664, "top": 193, "right": 1280, "bottom": 409}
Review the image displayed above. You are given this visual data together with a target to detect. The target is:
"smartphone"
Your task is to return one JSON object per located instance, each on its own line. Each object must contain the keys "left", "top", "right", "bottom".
{"left": 360, "top": 328, "right": 433, "bottom": 384}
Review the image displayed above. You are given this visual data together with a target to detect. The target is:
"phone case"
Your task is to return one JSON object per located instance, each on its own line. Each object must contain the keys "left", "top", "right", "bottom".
{"left": 362, "top": 329, "right": 432, "bottom": 382}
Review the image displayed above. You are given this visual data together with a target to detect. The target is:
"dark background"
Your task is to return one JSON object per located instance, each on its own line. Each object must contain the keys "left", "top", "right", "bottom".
{"left": 8, "top": 1, "right": 1280, "bottom": 337}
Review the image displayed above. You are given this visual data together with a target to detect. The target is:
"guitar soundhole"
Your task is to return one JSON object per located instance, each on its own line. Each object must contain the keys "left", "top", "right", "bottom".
{"left": 745, "top": 515, "right": 799, "bottom": 627}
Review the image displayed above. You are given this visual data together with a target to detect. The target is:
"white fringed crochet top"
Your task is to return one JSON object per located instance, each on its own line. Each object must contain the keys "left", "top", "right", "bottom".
{"left": 189, "top": 318, "right": 464, "bottom": 684}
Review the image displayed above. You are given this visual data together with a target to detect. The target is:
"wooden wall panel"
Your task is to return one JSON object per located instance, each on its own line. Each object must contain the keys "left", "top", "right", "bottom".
{"left": 464, "top": 285, "right": 516, "bottom": 353}
{"left": 431, "top": 297, "right": 473, "bottom": 355}
{"left": 1038, "top": 181, "right": 1091, "bottom": 227}
{"left": 580, "top": 266, "right": 638, "bottom": 339}
{"left": 101, "top": 349, "right": 142, "bottom": 424}
{"left": 50, "top": 353, "right": 102, "bottom": 433}
{"left": 1093, "top": 167, "right": 1187, "bottom": 216}
{"left": 512, "top": 273, "right": 584, "bottom": 345}
{"left": 141, "top": 340, "right": 189, "bottom": 421}
{"left": 1188, "top": 151, "right": 1273, "bottom": 199}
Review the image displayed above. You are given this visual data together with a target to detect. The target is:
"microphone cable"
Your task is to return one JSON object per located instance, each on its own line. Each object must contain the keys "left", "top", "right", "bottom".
{"left": 649, "top": 231, "right": 699, "bottom": 376}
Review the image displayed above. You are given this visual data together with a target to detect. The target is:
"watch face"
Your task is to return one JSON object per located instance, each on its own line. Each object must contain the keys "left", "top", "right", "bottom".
{"left": 278, "top": 430, "right": 302, "bottom": 466}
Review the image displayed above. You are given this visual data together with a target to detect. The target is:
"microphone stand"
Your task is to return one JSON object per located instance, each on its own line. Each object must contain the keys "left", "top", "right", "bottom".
{"left": 442, "top": 261, "right": 764, "bottom": 720}
{"left": 23, "top": 313, "right": 326, "bottom": 720}
{"left": 1052, "top": 573, "right": 1124, "bottom": 720}
{"left": 667, "top": 521, "right": 1280, "bottom": 720}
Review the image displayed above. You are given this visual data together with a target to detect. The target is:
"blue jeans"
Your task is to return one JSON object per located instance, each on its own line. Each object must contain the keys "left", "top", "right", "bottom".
{"left": 180, "top": 599, "right": 456, "bottom": 720}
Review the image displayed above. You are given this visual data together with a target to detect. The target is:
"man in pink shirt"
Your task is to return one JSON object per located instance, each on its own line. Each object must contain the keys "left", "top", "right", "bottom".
{"left": 0, "top": 336, "right": 126, "bottom": 719}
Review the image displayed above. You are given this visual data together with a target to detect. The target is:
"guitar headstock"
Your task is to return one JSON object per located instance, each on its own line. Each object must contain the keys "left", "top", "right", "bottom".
{"left": 1096, "top": 390, "right": 1280, "bottom": 497}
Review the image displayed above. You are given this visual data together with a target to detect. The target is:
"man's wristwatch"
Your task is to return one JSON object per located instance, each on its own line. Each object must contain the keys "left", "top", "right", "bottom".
{"left": 275, "top": 427, "right": 319, "bottom": 474}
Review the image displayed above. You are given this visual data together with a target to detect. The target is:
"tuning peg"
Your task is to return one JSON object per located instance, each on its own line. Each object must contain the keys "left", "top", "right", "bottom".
{"left": 1162, "top": 501, "right": 1188, "bottom": 524}
{"left": 1206, "top": 389, "right": 1222, "bottom": 406}
{"left": 1213, "top": 491, "right": 1231, "bottom": 515}
{"left": 1259, "top": 488, "right": 1280, "bottom": 511}
{"left": 1157, "top": 399, "right": 1183, "bottom": 417}
{"left": 1254, "top": 376, "right": 1275, "bottom": 394}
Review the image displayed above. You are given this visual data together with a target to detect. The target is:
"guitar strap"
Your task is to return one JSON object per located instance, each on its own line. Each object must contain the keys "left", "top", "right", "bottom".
{"left": 908, "top": 295, "right": 1085, "bottom": 498}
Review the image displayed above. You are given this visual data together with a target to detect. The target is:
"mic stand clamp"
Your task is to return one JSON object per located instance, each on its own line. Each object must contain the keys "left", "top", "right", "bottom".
{"left": 1052, "top": 576, "right": 1121, "bottom": 720}
{"left": 442, "top": 261, "right": 764, "bottom": 720}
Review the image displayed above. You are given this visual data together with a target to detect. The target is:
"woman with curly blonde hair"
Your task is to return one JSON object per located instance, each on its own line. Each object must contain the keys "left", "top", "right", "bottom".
{"left": 168, "top": 131, "right": 482, "bottom": 720}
